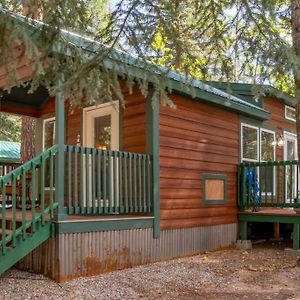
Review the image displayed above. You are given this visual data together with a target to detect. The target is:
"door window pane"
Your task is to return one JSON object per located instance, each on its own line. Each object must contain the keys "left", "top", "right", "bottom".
{"left": 260, "top": 131, "right": 275, "bottom": 161}
{"left": 242, "top": 126, "right": 258, "bottom": 160}
{"left": 94, "top": 115, "right": 111, "bottom": 150}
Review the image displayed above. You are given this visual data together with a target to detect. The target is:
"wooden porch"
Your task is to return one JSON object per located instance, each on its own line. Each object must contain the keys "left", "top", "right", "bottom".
{"left": 0, "top": 84, "right": 161, "bottom": 275}
{"left": 238, "top": 160, "right": 300, "bottom": 250}
{"left": 0, "top": 141, "right": 158, "bottom": 274}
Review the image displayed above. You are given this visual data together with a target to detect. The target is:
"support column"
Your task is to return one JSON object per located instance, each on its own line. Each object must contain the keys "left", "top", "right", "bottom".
{"left": 240, "top": 221, "right": 247, "bottom": 240}
{"left": 293, "top": 223, "right": 299, "bottom": 250}
{"left": 146, "top": 88, "right": 160, "bottom": 238}
{"left": 236, "top": 220, "right": 252, "bottom": 250}
{"left": 55, "top": 74, "right": 66, "bottom": 221}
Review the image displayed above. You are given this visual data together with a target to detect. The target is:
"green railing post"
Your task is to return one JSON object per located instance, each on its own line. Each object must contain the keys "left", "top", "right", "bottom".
{"left": 146, "top": 88, "right": 160, "bottom": 239}
{"left": 55, "top": 74, "right": 67, "bottom": 221}
{"left": 62, "top": 146, "right": 155, "bottom": 217}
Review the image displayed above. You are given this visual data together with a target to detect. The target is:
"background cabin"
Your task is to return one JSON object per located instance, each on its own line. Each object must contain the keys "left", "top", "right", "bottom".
{"left": 0, "top": 141, "right": 21, "bottom": 177}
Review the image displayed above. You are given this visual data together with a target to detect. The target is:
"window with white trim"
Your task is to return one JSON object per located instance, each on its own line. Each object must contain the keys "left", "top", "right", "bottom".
{"left": 43, "top": 117, "right": 56, "bottom": 151}
{"left": 42, "top": 117, "right": 56, "bottom": 189}
{"left": 241, "top": 124, "right": 259, "bottom": 161}
{"left": 285, "top": 105, "right": 296, "bottom": 122}
{"left": 241, "top": 124, "right": 275, "bottom": 163}
{"left": 241, "top": 124, "right": 276, "bottom": 195}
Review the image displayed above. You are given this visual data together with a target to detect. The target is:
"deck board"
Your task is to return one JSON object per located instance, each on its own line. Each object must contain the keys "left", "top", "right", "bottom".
{"left": 1, "top": 208, "right": 152, "bottom": 222}
{"left": 239, "top": 207, "right": 300, "bottom": 217}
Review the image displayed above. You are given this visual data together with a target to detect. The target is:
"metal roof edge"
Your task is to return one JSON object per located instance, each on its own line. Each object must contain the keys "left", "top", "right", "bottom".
{"left": 207, "top": 81, "right": 295, "bottom": 106}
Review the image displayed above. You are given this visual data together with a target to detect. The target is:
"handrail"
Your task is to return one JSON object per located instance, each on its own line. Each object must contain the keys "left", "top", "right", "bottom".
{"left": 65, "top": 145, "right": 153, "bottom": 215}
{"left": 0, "top": 144, "right": 59, "bottom": 254}
{"left": 239, "top": 159, "right": 300, "bottom": 209}
{"left": 0, "top": 145, "right": 59, "bottom": 184}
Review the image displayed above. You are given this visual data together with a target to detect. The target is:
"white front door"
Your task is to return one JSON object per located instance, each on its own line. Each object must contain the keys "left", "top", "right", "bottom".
{"left": 284, "top": 131, "right": 298, "bottom": 201}
{"left": 83, "top": 102, "right": 119, "bottom": 209}
{"left": 83, "top": 102, "right": 119, "bottom": 150}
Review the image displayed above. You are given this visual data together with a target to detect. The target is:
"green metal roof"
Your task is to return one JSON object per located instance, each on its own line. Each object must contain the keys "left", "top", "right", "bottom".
{"left": 0, "top": 8, "right": 272, "bottom": 120}
{"left": 0, "top": 141, "right": 20, "bottom": 162}
{"left": 208, "top": 82, "right": 295, "bottom": 107}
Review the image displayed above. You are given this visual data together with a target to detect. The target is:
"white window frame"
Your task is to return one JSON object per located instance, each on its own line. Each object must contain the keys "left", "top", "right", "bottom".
{"left": 285, "top": 105, "right": 296, "bottom": 122}
{"left": 42, "top": 117, "right": 56, "bottom": 190}
{"left": 259, "top": 128, "right": 276, "bottom": 196}
{"left": 283, "top": 131, "right": 298, "bottom": 202}
{"left": 259, "top": 128, "right": 276, "bottom": 163}
{"left": 283, "top": 131, "right": 298, "bottom": 161}
{"left": 241, "top": 123, "right": 276, "bottom": 196}
{"left": 241, "top": 123, "right": 259, "bottom": 162}
{"left": 42, "top": 117, "right": 56, "bottom": 151}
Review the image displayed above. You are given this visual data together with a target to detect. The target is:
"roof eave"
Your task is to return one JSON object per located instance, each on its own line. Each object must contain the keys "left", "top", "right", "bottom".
{"left": 171, "top": 80, "right": 271, "bottom": 121}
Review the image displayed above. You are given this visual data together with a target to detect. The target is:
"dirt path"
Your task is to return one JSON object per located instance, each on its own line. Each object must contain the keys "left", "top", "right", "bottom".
{"left": 1, "top": 244, "right": 300, "bottom": 299}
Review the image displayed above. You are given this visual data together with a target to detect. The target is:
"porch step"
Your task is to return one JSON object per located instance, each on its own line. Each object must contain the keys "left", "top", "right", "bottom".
{"left": 0, "top": 145, "right": 58, "bottom": 276}
{"left": 0, "top": 222, "right": 52, "bottom": 276}
{"left": 0, "top": 210, "right": 53, "bottom": 275}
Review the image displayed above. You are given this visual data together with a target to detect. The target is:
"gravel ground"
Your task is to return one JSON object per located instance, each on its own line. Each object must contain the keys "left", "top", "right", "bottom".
{"left": 1, "top": 243, "right": 300, "bottom": 300}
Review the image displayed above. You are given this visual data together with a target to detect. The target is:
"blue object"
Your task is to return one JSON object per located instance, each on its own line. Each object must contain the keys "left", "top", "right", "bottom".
{"left": 0, "top": 141, "right": 20, "bottom": 162}
{"left": 246, "top": 168, "right": 261, "bottom": 204}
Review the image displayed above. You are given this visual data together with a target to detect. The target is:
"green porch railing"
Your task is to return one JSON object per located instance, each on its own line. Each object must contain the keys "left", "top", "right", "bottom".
{"left": 239, "top": 160, "right": 300, "bottom": 209}
{"left": 0, "top": 145, "right": 59, "bottom": 255}
{"left": 65, "top": 145, "right": 153, "bottom": 215}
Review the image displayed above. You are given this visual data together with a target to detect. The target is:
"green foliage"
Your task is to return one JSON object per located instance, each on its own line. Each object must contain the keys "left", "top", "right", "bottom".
{"left": 0, "top": 0, "right": 298, "bottom": 107}
{"left": 145, "top": 0, "right": 295, "bottom": 95}
{"left": 0, "top": 113, "right": 21, "bottom": 142}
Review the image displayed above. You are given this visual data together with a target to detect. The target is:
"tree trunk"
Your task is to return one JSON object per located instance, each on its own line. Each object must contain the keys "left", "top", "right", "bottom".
{"left": 174, "top": 0, "right": 182, "bottom": 71}
{"left": 20, "top": 116, "right": 36, "bottom": 163}
{"left": 291, "top": 0, "right": 300, "bottom": 157}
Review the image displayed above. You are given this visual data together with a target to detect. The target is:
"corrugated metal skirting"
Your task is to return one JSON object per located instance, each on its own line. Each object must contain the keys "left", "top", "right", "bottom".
{"left": 59, "top": 223, "right": 237, "bottom": 281}
{"left": 17, "top": 223, "right": 237, "bottom": 281}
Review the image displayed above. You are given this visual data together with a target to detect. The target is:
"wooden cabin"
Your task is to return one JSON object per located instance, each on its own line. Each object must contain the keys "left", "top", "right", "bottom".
{"left": 0, "top": 11, "right": 300, "bottom": 281}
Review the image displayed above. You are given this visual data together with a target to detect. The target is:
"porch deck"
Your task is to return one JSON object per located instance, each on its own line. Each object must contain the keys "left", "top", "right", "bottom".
{"left": 239, "top": 207, "right": 300, "bottom": 217}
{"left": 2, "top": 208, "right": 153, "bottom": 222}
{"left": 238, "top": 160, "right": 300, "bottom": 250}
{"left": 0, "top": 144, "right": 157, "bottom": 275}
{"left": 1, "top": 207, "right": 154, "bottom": 236}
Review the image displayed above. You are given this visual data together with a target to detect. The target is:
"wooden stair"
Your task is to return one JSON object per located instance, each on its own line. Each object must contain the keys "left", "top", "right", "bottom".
{"left": 0, "top": 208, "right": 54, "bottom": 275}
{"left": 0, "top": 145, "right": 59, "bottom": 275}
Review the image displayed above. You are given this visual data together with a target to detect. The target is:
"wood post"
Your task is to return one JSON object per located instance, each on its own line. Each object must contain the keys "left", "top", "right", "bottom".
{"left": 293, "top": 223, "right": 299, "bottom": 250}
{"left": 146, "top": 88, "right": 160, "bottom": 238}
{"left": 240, "top": 221, "right": 247, "bottom": 240}
{"left": 55, "top": 74, "right": 66, "bottom": 221}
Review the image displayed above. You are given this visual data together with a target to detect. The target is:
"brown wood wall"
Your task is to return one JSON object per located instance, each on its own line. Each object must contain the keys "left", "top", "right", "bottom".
{"left": 264, "top": 97, "right": 296, "bottom": 162}
{"left": 122, "top": 89, "right": 146, "bottom": 153}
{"left": 159, "top": 94, "right": 239, "bottom": 230}
{"left": 8, "top": 82, "right": 296, "bottom": 231}
{"left": 37, "top": 87, "right": 147, "bottom": 151}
